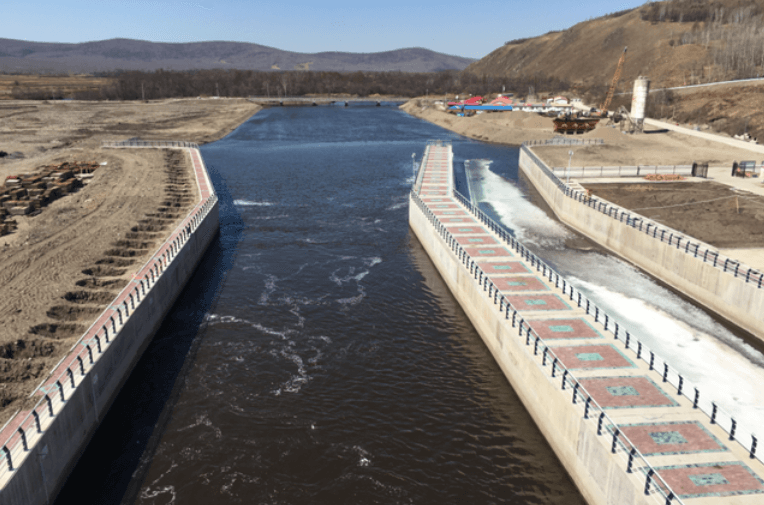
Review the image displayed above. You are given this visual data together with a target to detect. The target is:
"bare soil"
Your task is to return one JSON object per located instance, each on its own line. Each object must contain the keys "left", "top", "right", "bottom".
{"left": 0, "top": 98, "right": 260, "bottom": 424}
{"left": 583, "top": 182, "right": 764, "bottom": 249}
{"left": 401, "top": 99, "right": 763, "bottom": 167}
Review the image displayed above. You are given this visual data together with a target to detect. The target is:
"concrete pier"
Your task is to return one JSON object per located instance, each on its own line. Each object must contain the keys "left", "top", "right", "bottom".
{"left": 409, "top": 142, "right": 764, "bottom": 504}
{"left": 0, "top": 141, "right": 219, "bottom": 505}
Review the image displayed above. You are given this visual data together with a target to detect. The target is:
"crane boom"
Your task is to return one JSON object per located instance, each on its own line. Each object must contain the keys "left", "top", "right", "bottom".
{"left": 599, "top": 47, "right": 627, "bottom": 114}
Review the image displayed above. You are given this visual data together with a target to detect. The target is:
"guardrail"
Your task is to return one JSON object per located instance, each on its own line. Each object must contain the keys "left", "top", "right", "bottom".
{"left": 101, "top": 140, "right": 200, "bottom": 149}
{"left": 411, "top": 188, "right": 686, "bottom": 505}
{"left": 450, "top": 189, "right": 759, "bottom": 468}
{"left": 413, "top": 179, "right": 764, "bottom": 501}
{"left": 0, "top": 144, "right": 216, "bottom": 482}
{"left": 522, "top": 140, "right": 764, "bottom": 289}
{"left": 551, "top": 165, "right": 693, "bottom": 178}
{"left": 524, "top": 137, "right": 605, "bottom": 147}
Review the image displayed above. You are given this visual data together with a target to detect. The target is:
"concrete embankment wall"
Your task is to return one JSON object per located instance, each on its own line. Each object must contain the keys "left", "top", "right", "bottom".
{"left": 408, "top": 196, "right": 653, "bottom": 505}
{"left": 519, "top": 147, "right": 764, "bottom": 340}
{"left": 0, "top": 145, "right": 219, "bottom": 505}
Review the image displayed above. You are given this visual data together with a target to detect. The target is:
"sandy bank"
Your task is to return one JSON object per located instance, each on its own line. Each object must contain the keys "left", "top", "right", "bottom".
{"left": 0, "top": 98, "right": 260, "bottom": 423}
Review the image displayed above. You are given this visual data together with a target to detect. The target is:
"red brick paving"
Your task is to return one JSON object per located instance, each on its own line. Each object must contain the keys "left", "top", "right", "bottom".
{"left": 493, "top": 276, "right": 548, "bottom": 292}
{"left": 527, "top": 318, "right": 603, "bottom": 340}
{"left": 655, "top": 462, "right": 764, "bottom": 498}
{"left": 503, "top": 293, "right": 571, "bottom": 311}
{"left": 619, "top": 422, "right": 727, "bottom": 456}
{"left": 432, "top": 209, "right": 468, "bottom": 216}
{"left": 475, "top": 260, "right": 531, "bottom": 275}
{"left": 455, "top": 235, "right": 499, "bottom": 246}
{"left": 551, "top": 344, "right": 635, "bottom": 370}
{"left": 577, "top": 376, "right": 678, "bottom": 409}
{"left": 440, "top": 217, "right": 478, "bottom": 224}
{"left": 463, "top": 246, "right": 514, "bottom": 258}
{"left": 446, "top": 225, "right": 488, "bottom": 235}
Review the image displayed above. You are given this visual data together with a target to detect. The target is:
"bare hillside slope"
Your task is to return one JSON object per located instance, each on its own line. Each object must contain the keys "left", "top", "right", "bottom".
{"left": 468, "top": 0, "right": 764, "bottom": 90}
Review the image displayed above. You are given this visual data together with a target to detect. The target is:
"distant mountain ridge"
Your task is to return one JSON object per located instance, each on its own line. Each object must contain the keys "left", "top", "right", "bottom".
{"left": 0, "top": 38, "right": 474, "bottom": 73}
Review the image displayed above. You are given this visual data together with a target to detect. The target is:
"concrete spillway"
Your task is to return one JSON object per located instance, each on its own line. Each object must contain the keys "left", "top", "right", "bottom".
{"left": 409, "top": 141, "right": 764, "bottom": 504}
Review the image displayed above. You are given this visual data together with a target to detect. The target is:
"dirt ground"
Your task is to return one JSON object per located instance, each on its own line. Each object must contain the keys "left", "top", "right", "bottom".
{"left": 401, "top": 99, "right": 763, "bottom": 167}
{"left": 0, "top": 98, "right": 260, "bottom": 424}
{"left": 583, "top": 181, "right": 764, "bottom": 248}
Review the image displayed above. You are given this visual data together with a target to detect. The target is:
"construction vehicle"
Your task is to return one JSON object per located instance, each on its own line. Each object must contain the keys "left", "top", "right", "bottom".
{"left": 552, "top": 47, "right": 627, "bottom": 134}
{"left": 595, "top": 47, "right": 628, "bottom": 117}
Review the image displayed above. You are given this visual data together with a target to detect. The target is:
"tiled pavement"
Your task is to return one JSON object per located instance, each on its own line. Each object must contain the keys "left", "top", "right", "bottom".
{"left": 414, "top": 144, "right": 764, "bottom": 503}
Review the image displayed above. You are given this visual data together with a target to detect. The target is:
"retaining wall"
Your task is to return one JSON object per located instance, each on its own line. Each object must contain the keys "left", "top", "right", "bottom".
{"left": 409, "top": 194, "right": 656, "bottom": 505}
{"left": 0, "top": 146, "right": 219, "bottom": 505}
{"left": 519, "top": 146, "right": 764, "bottom": 340}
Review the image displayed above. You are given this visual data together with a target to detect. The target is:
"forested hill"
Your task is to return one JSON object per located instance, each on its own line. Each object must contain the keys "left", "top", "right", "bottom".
{"left": 467, "top": 0, "right": 764, "bottom": 90}
{"left": 0, "top": 38, "right": 474, "bottom": 73}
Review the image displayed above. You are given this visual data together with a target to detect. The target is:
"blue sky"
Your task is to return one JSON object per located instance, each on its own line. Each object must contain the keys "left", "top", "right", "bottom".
{"left": 5, "top": 0, "right": 647, "bottom": 59}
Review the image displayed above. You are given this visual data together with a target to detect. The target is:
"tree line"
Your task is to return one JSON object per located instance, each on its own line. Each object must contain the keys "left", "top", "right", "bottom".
{"left": 9, "top": 69, "right": 570, "bottom": 101}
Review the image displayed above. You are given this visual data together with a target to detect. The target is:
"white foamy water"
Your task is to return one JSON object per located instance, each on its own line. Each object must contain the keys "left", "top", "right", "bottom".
{"left": 467, "top": 159, "right": 764, "bottom": 435}
{"left": 467, "top": 160, "right": 572, "bottom": 248}
{"left": 233, "top": 199, "right": 275, "bottom": 206}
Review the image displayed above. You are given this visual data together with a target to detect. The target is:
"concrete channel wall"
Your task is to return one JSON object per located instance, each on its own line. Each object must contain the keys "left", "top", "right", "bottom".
{"left": 0, "top": 144, "right": 219, "bottom": 505}
{"left": 409, "top": 193, "right": 656, "bottom": 505}
{"left": 519, "top": 145, "right": 764, "bottom": 340}
{"left": 411, "top": 142, "right": 764, "bottom": 504}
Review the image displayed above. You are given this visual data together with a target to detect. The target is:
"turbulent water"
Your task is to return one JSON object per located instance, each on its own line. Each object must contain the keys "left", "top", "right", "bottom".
{"left": 54, "top": 104, "right": 763, "bottom": 505}
{"left": 465, "top": 157, "right": 764, "bottom": 436}
{"left": 54, "top": 105, "right": 585, "bottom": 505}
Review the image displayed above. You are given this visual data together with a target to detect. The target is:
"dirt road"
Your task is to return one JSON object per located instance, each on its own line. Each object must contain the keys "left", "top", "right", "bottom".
{"left": 0, "top": 98, "right": 259, "bottom": 423}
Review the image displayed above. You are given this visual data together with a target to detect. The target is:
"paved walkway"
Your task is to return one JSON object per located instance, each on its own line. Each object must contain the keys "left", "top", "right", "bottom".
{"left": 416, "top": 144, "right": 764, "bottom": 504}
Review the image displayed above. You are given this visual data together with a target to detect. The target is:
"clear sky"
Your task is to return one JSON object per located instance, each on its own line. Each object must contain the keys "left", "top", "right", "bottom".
{"left": 4, "top": 0, "right": 647, "bottom": 59}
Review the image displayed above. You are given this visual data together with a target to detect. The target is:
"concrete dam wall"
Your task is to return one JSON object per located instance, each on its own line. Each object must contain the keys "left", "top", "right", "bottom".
{"left": 0, "top": 141, "right": 219, "bottom": 505}
{"left": 409, "top": 142, "right": 764, "bottom": 504}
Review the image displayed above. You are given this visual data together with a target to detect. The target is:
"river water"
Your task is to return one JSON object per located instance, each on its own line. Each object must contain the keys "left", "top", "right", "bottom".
{"left": 54, "top": 104, "right": 763, "bottom": 504}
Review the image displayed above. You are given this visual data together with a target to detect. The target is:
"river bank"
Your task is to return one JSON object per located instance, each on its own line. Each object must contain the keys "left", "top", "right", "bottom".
{"left": 0, "top": 98, "right": 260, "bottom": 424}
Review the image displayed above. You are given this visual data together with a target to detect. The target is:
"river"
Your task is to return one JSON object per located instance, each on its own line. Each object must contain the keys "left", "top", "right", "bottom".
{"left": 54, "top": 103, "right": 763, "bottom": 504}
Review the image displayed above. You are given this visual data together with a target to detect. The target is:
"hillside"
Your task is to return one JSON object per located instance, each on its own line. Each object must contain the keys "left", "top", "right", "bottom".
{"left": 468, "top": 0, "right": 764, "bottom": 90}
{"left": 0, "top": 38, "right": 474, "bottom": 73}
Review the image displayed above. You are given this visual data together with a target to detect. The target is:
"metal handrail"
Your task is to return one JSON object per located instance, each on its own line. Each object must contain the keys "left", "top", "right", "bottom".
{"left": 410, "top": 188, "right": 685, "bottom": 504}
{"left": 447, "top": 187, "right": 759, "bottom": 466}
{"left": 521, "top": 140, "right": 764, "bottom": 289}
{"left": 101, "top": 140, "right": 200, "bottom": 149}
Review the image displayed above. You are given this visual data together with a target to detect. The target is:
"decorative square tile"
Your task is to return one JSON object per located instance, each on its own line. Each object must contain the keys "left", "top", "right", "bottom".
{"left": 652, "top": 462, "right": 764, "bottom": 498}
{"left": 528, "top": 318, "right": 604, "bottom": 340}
{"left": 577, "top": 376, "right": 678, "bottom": 409}
{"left": 493, "top": 276, "right": 548, "bottom": 292}
{"left": 446, "top": 225, "right": 488, "bottom": 235}
{"left": 651, "top": 431, "right": 687, "bottom": 445}
{"left": 463, "top": 246, "right": 514, "bottom": 258}
{"left": 440, "top": 217, "right": 478, "bottom": 224}
{"left": 503, "top": 294, "right": 571, "bottom": 311}
{"left": 475, "top": 261, "right": 531, "bottom": 275}
{"left": 551, "top": 344, "right": 635, "bottom": 370}
{"left": 432, "top": 209, "right": 467, "bottom": 216}
{"left": 618, "top": 421, "right": 728, "bottom": 456}
{"left": 607, "top": 386, "right": 639, "bottom": 396}
{"left": 455, "top": 235, "right": 498, "bottom": 246}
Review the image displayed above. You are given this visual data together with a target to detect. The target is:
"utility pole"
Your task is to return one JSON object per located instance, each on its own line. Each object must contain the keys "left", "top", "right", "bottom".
{"left": 567, "top": 150, "right": 574, "bottom": 185}
{"left": 141, "top": 82, "right": 145, "bottom": 101}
